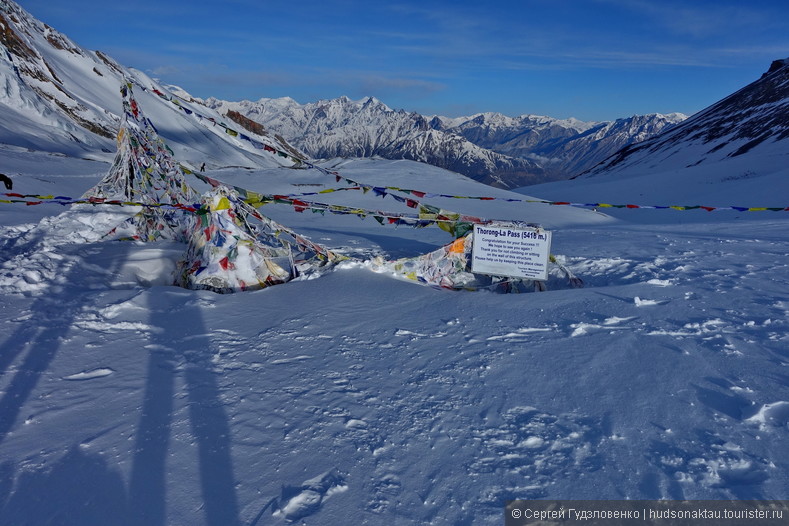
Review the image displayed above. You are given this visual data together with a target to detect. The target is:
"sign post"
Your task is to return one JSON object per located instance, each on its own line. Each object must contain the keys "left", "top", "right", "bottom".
{"left": 471, "top": 223, "right": 552, "bottom": 281}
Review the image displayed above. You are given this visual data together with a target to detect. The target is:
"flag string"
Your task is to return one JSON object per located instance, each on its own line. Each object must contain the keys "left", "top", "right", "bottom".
{"left": 123, "top": 79, "right": 789, "bottom": 214}
{"left": 6, "top": 83, "right": 788, "bottom": 216}
{"left": 3, "top": 190, "right": 788, "bottom": 215}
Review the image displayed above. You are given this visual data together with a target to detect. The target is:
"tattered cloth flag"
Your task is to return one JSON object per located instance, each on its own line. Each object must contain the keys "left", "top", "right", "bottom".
{"left": 176, "top": 186, "right": 343, "bottom": 293}
{"left": 370, "top": 233, "right": 580, "bottom": 292}
{"left": 371, "top": 234, "right": 478, "bottom": 289}
{"left": 83, "top": 81, "right": 201, "bottom": 242}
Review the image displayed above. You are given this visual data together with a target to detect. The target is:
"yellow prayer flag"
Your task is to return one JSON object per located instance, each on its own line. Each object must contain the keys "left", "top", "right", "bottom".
{"left": 213, "top": 197, "right": 232, "bottom": 211}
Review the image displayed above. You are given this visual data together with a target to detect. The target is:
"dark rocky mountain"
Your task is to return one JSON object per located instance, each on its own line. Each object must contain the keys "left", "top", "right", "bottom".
{"left": 580, "top": 58, "right": 789, "bottom": 179}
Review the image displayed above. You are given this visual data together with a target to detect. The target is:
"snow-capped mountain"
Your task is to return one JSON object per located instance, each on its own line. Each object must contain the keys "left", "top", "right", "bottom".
{"left": 204, "top": 96, "right": 547, "bottom": 188}
{"left": 2, "top": 0, "right": 683, "bottom": 189}
{"left": 0, "top": 0, "right": 297, "bottom": 169}
{"left": 439, "top": 111, "right": 686, "bottom": 179}
{"left": 580, "top": 58, "right": 789, "bottom": 179}
{"left": 206, "top": 95, "right": 684, "bottom": 188}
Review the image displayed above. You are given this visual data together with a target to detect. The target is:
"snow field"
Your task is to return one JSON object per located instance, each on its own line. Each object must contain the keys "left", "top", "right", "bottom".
{"left": 0, "top": 156, "right": 788, "bottom": 524}
{"left": 2, "top": 8, "right": 788, "bottom": 520}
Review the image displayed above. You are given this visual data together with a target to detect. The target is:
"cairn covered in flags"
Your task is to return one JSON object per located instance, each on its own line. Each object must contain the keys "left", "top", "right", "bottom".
{"left": 80, "top": 81, "right": 341, "bottom": 293}
{"left": 83, "top": 82, "right": 201, "bottom": 243}
{"left": 176, "top": 185, "right": 341, "bottom": 293}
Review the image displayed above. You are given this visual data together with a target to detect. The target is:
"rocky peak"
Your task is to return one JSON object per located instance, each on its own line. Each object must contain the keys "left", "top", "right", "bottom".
{"left": 763, "top": 57, "right": 789, "bottom": 78}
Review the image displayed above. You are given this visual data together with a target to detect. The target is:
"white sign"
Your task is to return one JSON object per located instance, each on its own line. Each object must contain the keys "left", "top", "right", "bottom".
{"left": 471, "top": 224, "right": 552, "bottom": 281}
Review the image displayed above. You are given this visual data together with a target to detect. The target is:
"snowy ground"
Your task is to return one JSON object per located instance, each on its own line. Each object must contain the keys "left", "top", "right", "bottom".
{"left": 1, "top": 151, "right": 788, "bottom": 525}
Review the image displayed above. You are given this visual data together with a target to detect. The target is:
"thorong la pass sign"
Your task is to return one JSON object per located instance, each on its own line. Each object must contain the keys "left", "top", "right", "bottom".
{"left": 471, "top": 224, "right": 552, "bottom": 281}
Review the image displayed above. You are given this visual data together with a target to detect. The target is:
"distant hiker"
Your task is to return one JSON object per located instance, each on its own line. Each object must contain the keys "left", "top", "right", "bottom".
{"left": 200, "top": 162, "right": 206, "bottom": 172}
{"left": 0, "top": 173, "right": 12, "bottom": 190}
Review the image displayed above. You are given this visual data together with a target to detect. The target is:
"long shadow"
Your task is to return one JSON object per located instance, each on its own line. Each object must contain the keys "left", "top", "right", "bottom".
{"left": 128, "top": 288, "right": 240, "bottom": 526}
{"left": 0, "top": 446, "right": 129, "bottom": 526}
{"left": 0, "top": 237, "right": 134, "bottom": 526}
{"left": 0, "top": 228, "right": 50, "bottom": 379}
{"left": 0, "top": 240, "right": 131, "bottom": 444}
{"left": 128, "top": 345, "right": 175, "bottom": 526}
{"left": 0, "top": 226, "right": 46, "bottom": 265}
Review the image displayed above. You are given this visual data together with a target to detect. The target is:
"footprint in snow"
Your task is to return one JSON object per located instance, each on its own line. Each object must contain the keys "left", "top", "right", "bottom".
{"left": 471, "top": 406, "right": 603, "bottom": 502}
{"left": 272, "top": 469, "right": 348, "bottom": 522}
{"left": 647, "top": 430, "right": 769, "bottom": 495}
{"left": 746, "top": 401, "right": 789, "bottom": 429}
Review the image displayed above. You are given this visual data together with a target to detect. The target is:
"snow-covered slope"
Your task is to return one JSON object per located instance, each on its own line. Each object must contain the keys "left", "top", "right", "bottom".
{"left": 205, "top": 96, "right": 684, "bottom": 188}
{"left": 523, "top": 58, "right": 789, "bottom": 226}
{"left": 0, "top": 0, "right": 298, "bottom": 169}
{"left": 529, "top": 113, "right": 687, "bottom": 177}
{"left": 581, "top": 58, "right": 789, "bottom": 180}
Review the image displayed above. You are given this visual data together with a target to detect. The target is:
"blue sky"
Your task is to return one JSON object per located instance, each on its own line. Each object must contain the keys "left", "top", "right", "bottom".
{"left": 20, "top": 0, "right": 789, "bottom": 121}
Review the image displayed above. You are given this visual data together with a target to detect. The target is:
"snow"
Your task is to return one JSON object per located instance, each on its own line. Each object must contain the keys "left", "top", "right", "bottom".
{"left": 1, "top": 1, "right": 296, "bottom": 169}
{"left": 2, "top": 3, "right": 787, "bottom": 522}
{"left": 1, "top": 132, "right": 788, "bottom": 525}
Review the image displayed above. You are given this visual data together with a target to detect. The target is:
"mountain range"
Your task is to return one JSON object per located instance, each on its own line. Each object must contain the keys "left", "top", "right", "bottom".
{"left": 1, "top": 0, "right": 787, "bottom": 194}
{"left": 1, "top": 0, "right": 686, "bottom": 189}
{"left": 205, "top": 95, "right": 685, "bottom": 188}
